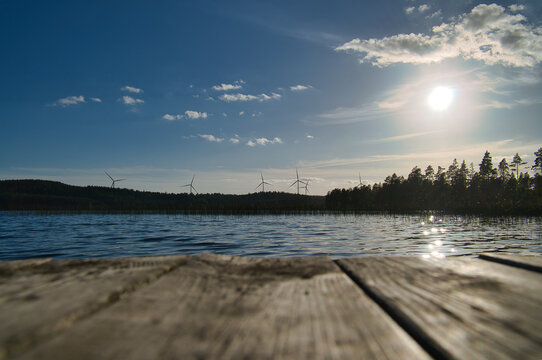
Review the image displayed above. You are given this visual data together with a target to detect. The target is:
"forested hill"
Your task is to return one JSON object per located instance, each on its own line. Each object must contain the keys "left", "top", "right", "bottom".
{"left": 0, "top": 180, "right": 325, "bottom": 212}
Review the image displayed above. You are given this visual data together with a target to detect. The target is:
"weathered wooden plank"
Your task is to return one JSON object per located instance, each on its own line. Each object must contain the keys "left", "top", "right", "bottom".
{"left": 0, "top": 255, "right": 189, "bottom": 359}
{"left": 16, "top": 254, "right": 430, "bottom": 360}
{"left": 337, "top": 256, "right": 542, "bottom": 360}
{"left": 479, "top": 253, "right": 542, "bottom": 273}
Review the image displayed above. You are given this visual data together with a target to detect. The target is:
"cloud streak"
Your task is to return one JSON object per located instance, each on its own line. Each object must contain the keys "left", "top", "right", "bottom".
{"left": 247, "top": 137, "right": 283, "bottom": 147}
{"left": 290, "top": 85, "right": 311, "bottom": 91}
{"left": 212, "top": 83, "right": 242, "bottom": 91}
{"left": 163, "top": 114, "right": 183, "bottom": 120}
{"left": 55, "top": 95, "right": 86, "bottom": 107}
{"left": 337, "top": 4, "right": 542, "bottom": 67}
{"left": 219, "top": 93, "right": 281, "bottom": 102}
{"left": 121, "top": 86, "right": 143, "bottom": 93}
{"left": 199, "top": 134, "right": 223, "bottom": 142}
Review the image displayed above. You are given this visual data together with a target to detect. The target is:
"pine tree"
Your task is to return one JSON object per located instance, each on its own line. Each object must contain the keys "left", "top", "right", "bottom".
{"left": 512, "top": 153, "right": 526, "bottom": 178}
{"left": 532, "top": 147, "right": 542, "bottom": 174}
{"left": 498, "top": 158, "right": 510, "bottom": 180}
{"left": 479, "top": 151, "right": 494, "bottom": 180}
{"left": 425, "top": 165, "right": 435, "bottom": 182}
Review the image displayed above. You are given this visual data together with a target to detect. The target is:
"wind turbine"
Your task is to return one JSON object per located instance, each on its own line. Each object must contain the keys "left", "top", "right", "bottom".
{"left": 105, "top": 171, "right": 126, "bottom": 188}
{"left": 356, "top": 173, "right": 363, "bottom": 188}
{"left": 289, "top": 168, "right": 306, "bottom": 195}
{"left": 256, "top": 172, "right": 271, "bottom": 193}
{"left": 182, "top": 175, "right": 197, "bottom": 194}
{"left": 302, "top": 179, "right": 310, "bottom": 195}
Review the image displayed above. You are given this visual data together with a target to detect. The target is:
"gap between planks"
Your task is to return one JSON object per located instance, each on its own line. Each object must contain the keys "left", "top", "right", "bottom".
{"left": 333, "top": 259, "right": 451, "bottom": 360}
{"left": 478, "top": 253, "right": 542, "bottom": 273}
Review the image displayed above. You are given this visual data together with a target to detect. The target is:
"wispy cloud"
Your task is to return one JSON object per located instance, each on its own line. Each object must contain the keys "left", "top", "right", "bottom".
{"left": 219, "top": 93, "right": 281, "bottom": 102}
{"left": 184, "top": 110, "right": 208, "bottom": 119}
{"left": 53, "top": 95, "right": 85, "bottom": 107}
{"left": 90, "top": 97, "right": 102, "bottom": 103}
{"left": 121, "top": 86, "right": 143, "bottom": 93}
{"left": 212, "top": 83, "right": 242, "bottom": 91}
{"left": 163, "top": 114, "right": 183, "bottom": 120}
{"left": 418, "top": 4, "right": 430, "bottom": 13}
{"left": 290, "top": 84, "right": 311, "bottom": 91}
{"left": 247, "top": 137, "right": 283, "bottom": 147}
{"left": 426, "top": 10, "right": 442, "bottom": 20}
{"left": 297, "top": 139, "right": 534, "bottom": 173}
{"left": 368, "top": 131, "right": 440, "bottom": 144}
{"left": 121, "top": 96, "right": 144, "bottom": 105}
{"left": 199, "top": 134, "right": 223, "bottom": 142}
{"left": 337, "top": 4, "right": 542, "bottom": 67}
{"left": 229, "top": 137, "right": 240, "bottom": 144}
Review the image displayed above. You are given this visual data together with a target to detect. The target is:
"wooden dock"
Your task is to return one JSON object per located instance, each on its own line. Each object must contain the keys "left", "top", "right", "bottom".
{"left": 1, "top": 253, "right": 541, "bottom": 359}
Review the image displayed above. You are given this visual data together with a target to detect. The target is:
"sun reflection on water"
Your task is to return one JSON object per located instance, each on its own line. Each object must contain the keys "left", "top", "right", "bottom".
{"left": 420, "top": 215, "right": 453, "bottom": 259}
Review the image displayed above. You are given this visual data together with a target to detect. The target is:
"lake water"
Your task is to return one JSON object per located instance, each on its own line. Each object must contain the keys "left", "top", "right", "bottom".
{"left": 1, "top": 212, "right": 541, "bottom": 260}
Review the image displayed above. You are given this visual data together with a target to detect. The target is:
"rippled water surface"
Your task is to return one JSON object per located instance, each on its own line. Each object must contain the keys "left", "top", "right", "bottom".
{"left": 1, "top": 212, "right": 541, "bottom": 260}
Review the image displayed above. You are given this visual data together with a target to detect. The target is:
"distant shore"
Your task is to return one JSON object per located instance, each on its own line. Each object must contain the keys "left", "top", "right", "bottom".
{"left": 1, "top": 179, "right": 541, "bottom": 215}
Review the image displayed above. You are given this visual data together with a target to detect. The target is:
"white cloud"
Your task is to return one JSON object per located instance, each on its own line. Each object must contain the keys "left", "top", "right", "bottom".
{"left": 121, "top": 86, "right": 142, "bottom": 93}
{"left": 418, "top": 4, "right": 430, "bottom": 13}
{"left": 199, "top": 134, "right": 223, "bottom": 142}
{"left": 219, "top": 92, "right": 281, "bottom": 102}
{"left": 336, "top": 3, "right": 542, "bottom": 67}
{"left": 90, "top": 97, "right": 102, "bottom": 103}
{"left": 54, "top": 95, "right": 85, "bottom": 107}
{"left": 162, "top": 114, "right": 183, "bottom": 120}
{"left": 405, "top": 7, "right": 415, "bottom": 15}
{"left": 239, "top": 111, "right": 245, "bottom": 116}
{"left": 212, "top": 83, "right": 242, "bottom": 91}
{"left": 184, "top": 110, "right": 208, "bottom": 119}
{"left": 247, "top": 137, "right": 283, "bottom": 147}
{"left": 230, "top": 138, "right": 240, "bottom": 144}
{"left": 122, "top": 96, "right": 144, "bottom": 105}
{"left": 426, "top": 10, "right": 442, "bottom": 20}
{"left": 290, "top": 84, "right": 311, "bottom": 91}
{"left": 509, "top": 4, "right": 525, "bottom": 12}
{"left": 307, "top": 134, "right": 314, "bottom": 139}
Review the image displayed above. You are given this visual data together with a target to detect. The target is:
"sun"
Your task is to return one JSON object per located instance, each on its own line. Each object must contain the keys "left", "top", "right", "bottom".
{"left": 427, "top": 86, "right": 454, "bottom": 111}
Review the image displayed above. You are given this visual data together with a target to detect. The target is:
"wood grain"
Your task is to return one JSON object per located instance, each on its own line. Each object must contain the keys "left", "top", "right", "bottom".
{"left": 0, "top": 255, "right": 189, "bottom": 359}
{"left": 15, "top": 254, "right": 429, "bottom": 360}
{"left": 337, "top": 256, "right": 542, "bottom": 360}
{"left": 479, "top": 253, "right": 542, "bottom": 273}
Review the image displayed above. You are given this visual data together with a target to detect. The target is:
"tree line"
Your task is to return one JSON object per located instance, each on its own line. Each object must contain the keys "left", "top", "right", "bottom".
{"left": 0, "top": 179, "right": 325, "bottom": 213}
{"left": 326, "top": 148, "right": 542, "bottom": 215}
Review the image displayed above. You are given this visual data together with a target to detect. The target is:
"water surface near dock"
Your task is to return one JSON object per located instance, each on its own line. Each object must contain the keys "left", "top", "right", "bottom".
{"left": 1, "top": 212, "right": 541, "bottom": 260}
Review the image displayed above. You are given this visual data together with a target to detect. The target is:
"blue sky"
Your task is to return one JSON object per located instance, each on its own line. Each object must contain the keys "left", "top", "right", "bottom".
{"left": 1, "top": 0, "right": 542, "bottom": 194}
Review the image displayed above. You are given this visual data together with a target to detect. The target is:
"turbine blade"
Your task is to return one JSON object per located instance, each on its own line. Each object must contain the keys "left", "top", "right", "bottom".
{"left": 105, "top": 171, "right": 114, "bottom": 181}
{"left": 116, "top": 179, "right": 126, "bottom": 182}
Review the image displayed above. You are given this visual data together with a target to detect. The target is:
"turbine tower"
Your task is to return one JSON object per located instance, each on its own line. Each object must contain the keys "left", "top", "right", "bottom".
{"left": 105, "top": 171, "right": 126, "bottom": 188}
{"left": 256, "top": 172, "right": 271, "bottom": 193}
{"left": 289, "top": 168, "right": 306, "bottom": 195}
{"left": 182, "top": 175, "right": 197, "bottom": 194}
